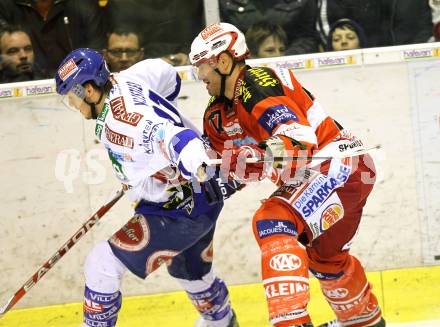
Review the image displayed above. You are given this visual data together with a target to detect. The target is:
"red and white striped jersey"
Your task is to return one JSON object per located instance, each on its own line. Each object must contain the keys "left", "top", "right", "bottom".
{"left": 203, "top": 65, "right": 345, "bottom": 156}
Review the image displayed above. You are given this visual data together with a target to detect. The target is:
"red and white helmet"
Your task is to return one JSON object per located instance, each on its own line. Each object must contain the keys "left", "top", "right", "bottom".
{"left": 189, "top": 22, "right": 249, "bottom": 66}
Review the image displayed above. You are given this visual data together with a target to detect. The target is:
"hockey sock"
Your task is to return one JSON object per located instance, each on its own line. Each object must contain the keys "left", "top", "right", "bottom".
{"left": 83, "top": 286, "right": 122, "bottom": 327}
{"left": 177, "top": 270, "right": 233, "bottom": 325}
{"left": 261, "top": 237, "right": 311, "bottom": 327}
{"left": 82, "top": 241, "right": 126, "bottom": 326}
{"left": 316, "top": 256, "right": 382, "bottom": 326}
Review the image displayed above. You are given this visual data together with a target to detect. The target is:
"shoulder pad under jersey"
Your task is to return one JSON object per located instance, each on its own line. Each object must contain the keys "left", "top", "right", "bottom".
{"left": 204, "top": 96, "right": 224, "bottom": 115}
{"left": 206, "top": 95, "right": 223, "bottom": 108}
{"left": 241, "top": 67, "right": 285, "bottom": 113}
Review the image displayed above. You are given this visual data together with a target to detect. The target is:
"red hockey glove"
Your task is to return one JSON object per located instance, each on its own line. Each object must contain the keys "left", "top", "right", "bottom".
{"left": 228, "top": 144, "right": 267, "bottom": 183}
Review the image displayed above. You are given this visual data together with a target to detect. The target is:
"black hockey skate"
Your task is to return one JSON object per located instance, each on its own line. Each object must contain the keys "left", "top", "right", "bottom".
{"left": 317, "top": 317, "right": 386, "bottom": 327}
{"left": 227, "top": 310, "right": 239, "bottom": 327}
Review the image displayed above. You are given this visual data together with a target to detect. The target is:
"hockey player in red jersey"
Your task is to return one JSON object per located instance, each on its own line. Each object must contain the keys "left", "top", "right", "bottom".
{"left": 189, "top": 23, "right": 386, "bottom": 327}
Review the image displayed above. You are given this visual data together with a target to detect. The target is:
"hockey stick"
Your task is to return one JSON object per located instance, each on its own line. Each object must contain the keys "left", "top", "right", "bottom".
{"left": 207, "top": 144, "right": 381, "bottom": 165}
{"left": 0, "top": 189, "right": 125, "bottom": 318}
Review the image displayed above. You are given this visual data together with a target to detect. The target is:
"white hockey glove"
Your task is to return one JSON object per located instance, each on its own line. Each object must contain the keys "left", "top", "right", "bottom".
{"left": 263, "top": 136, "right": 286, "bottom": 168}
{"left": 155, "top": 122, "right": 212, "bottom": 182}
{"left": 259, "top": 135, "right": 307, "bottom": 169}
{"left": 177, "top": 138, "right": 211, "bottom": 182}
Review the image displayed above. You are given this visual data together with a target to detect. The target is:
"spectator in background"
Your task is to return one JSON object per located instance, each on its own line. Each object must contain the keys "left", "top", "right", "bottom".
{"left": 245, "top": 22, "right": 287, "bottom": 58}
{"left": 103, "top": 28, "right": 144, "bottom": 72}
{"left": 0, "top": 25, "right": 45, "bottom": 83}
{"left": 326, "top": 18, "right": 366, "bottom": 51}
{"left": 316, "top": 0, "right": 433, "bottom": 48}
{"left": 435, "top": 24, "right": 440, "bottom": 42}
{"left": 219, "top": 0, "right": 318, "bottom": 55}
{"left": 106, "top": 0, "right": 203, "bottom": 66}
{"left": 429, "top": 0, "right": 440, "bottom": 41}
{"left": 382, "top": 0, "right": 433, "bottom": 46}
{"left": 0, "top": 0, "right": 107, "bottom": 76}
{"left": 316, "top": 0, "right": 381, "bottom": 49}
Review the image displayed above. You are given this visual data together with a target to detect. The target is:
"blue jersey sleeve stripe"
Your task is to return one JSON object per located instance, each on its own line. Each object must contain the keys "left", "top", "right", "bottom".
{"left": 166, "top": 73, "right": 181, "bottom": 102}
{"left": 178, "top": 161, "right": 191, "bottom": 177}
{"left": 171, "top": 129, "right": 198, "bottom": 155}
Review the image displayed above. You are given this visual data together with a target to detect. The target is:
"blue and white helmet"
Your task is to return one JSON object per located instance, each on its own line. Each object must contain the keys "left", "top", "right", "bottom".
{"left": 55, "top": 48, "right": 110, "bottom": 95}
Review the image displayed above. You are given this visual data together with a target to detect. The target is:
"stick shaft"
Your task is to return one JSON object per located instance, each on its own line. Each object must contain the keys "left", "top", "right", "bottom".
{"left": 207, "top": 145, "right": 381, "bottom": 166}
{"left": 0, "top": 189, "right": 124, "bottom": 317}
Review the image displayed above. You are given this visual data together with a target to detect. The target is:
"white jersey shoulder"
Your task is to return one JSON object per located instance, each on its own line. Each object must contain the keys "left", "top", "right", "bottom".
{"left": 95, "top": 67, "right": 203, "bottom": 203}
{"left": 118, "top": 59, "right": 181, "bottom": 106}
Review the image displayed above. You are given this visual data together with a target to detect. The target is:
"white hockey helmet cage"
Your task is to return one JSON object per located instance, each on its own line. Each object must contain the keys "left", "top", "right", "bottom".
{"left": 189, "top": 22, "right": 249, "bottom": 66}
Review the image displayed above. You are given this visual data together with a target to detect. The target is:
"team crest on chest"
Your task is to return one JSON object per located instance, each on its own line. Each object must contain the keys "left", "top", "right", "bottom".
{"left": 223, "top": 120, "right": 243, "bottom": 136}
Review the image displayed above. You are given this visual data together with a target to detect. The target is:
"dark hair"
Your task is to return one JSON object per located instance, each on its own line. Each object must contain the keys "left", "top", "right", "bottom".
{"left": 245, "top": 21, "right": 287, "bottom": 56}
{"left": 326, "top": 18, "right": 367, "bottom": 51}
{"left": 87, "top": 79, "right": 113, "bottom": 94}
{"left": 106, "top": 26, "right": 143, "bottom": 47}
{"left": 0, "top": 24, "right": 31, "bottom": 49}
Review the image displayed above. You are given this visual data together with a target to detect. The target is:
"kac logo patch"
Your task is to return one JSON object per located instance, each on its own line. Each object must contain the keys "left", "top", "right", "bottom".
{"left": 269, "top": 253, "right": 302, "bottom": 271}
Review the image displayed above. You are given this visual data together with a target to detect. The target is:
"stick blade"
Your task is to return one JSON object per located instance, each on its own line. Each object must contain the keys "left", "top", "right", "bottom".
{"left": 0, "top": 296, "right": 14, "bottom": 318}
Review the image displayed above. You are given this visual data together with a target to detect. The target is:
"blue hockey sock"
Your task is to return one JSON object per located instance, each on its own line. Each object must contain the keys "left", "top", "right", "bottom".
{"left": 187, "top": 277, "right": 231, "bottom": 321}
{"left": 83, "top": 286, "right": 122, "bottom": 327}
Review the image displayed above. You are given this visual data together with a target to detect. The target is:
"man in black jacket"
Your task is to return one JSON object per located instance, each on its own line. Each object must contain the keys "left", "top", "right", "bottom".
{"left": 106, "top": 0, "right": 204, "bottom": 66}
{"left": 0, "top": 24, "right": 45, "bottom": 83}
{"left": 382, "top": 0, "right": 433, "bottom": 46}
{"left": 0, "top": 0, "right": 106, "bottom": 76}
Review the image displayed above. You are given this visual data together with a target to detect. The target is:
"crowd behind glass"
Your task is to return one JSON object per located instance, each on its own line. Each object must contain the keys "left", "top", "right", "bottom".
{"left": 0, "top": 0, "right": 439, "bottom": 84}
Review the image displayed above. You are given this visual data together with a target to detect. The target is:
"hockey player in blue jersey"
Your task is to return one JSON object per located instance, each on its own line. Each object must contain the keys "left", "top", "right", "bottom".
{"left": 55, "top": 48, "right": 239, "bottom": 327}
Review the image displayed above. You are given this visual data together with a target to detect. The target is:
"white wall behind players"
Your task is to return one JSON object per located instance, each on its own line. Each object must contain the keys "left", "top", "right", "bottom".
{"left": 0, "top": 57, "right": 439, "bottom": 309}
